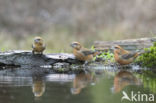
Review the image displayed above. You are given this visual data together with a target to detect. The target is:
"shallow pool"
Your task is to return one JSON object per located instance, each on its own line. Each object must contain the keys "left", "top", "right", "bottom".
{"left": 0, "top": 66, "right": 155, "bottom": 103}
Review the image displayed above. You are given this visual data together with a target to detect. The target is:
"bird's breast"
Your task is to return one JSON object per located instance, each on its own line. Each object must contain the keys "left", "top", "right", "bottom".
{"left": 73, "top": 49, "right": 93, "bottom": 61}
{"left": 33, "top": 44, "right": 45, "bottom": 52}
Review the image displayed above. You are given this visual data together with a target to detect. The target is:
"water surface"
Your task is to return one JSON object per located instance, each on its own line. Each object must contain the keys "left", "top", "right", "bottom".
{"left": 0, "top": 66, "right": 155, "bottom": 103}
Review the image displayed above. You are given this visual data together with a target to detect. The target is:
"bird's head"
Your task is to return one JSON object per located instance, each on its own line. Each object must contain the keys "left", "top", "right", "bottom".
{"left": 113, "top": 45, "right": 129, "bottom": 55}
{"left": 34, "top": 37, "right": 43, "bottom": 45}
{"left": 70, "top": 42, "right": 82, "bottom": 50}
{"left": 112, "top": 45, "right": 123, "bottom": 54}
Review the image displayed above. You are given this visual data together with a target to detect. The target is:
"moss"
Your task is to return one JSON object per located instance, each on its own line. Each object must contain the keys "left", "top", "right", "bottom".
{"left": 136, "top": 42, "right": 156, "bottom": 68}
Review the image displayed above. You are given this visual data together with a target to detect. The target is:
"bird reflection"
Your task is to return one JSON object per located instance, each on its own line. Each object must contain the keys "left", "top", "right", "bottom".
{"left": 32, "top": 76, "right": 45, "bottom": 97}
{"left": 71, "top": 72, "right": 96, "bottom": 95}
{"left": 113, "top": 70, "right": 140, "bottom": 93}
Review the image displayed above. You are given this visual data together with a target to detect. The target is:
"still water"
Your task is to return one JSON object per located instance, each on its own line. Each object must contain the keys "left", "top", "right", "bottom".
{"left": 0, "top": 66, "right": 155, "bottom": 103}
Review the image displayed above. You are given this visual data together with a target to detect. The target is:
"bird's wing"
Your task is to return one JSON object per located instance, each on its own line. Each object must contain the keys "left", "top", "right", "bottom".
{"left": 81, "top": 50, "right": 96, "bottom": 56}
{"left": 43, "top": 44, "right": 46, "bottom": 50}
{"left": 121, "top": 52, "right": 137, "bottom": 59}
{"left": 32, "top": 44, "right": 34, "bottom": 49}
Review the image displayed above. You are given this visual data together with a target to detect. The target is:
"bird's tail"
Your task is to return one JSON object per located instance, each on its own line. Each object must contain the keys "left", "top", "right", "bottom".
{"left": 138, "top": 50, "right": 150, "bottom": 55}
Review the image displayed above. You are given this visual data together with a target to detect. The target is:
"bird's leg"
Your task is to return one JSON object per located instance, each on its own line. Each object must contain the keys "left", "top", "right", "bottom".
{"left": 37, "top": 52, "right": 43, "bottom": 56}
{"left": 32, "top": 50, "right": 35, "bottom": 55}
{"left": 40, "top": 52, "right": 43, "bottom": 55}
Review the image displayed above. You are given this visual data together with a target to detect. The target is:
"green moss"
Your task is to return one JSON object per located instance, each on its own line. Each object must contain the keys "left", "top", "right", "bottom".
{"left": 136, "top": 42, "right": 156, "bottom": 68}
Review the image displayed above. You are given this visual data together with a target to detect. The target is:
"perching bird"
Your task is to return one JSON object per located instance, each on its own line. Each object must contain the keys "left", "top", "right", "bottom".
{"left": 70, "top": 42, "right": 99, "bottom": 62}
{"left": 113, "top": 45, "right": 140, "bottom": 65}
{"left": 32, "top": 37, "right": 46, "bottom": 54}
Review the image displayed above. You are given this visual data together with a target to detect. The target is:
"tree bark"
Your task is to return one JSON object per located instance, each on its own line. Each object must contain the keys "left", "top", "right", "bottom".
{"left": 94, "top": 37, "right": 156, "bottom": 51}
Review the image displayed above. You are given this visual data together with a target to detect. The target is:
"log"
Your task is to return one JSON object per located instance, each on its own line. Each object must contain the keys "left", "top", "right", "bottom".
{"left": 0, "top": 50, "right": 80, "bottom": 67}
{"left": 94, "top": 37, "right": 156, "bottom": 51}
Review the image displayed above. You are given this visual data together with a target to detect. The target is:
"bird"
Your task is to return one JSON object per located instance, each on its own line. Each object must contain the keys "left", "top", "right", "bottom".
{"left": 113, "top": 45, "right": 140, "bottom": 65}
{"left": 70, "top": 42, "right": 99, "bottom": 63}
{"left": 32, "top": 37, "right": 46, "bottom": 54}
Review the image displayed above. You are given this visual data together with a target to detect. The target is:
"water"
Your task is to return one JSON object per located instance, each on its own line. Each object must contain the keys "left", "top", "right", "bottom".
{"left": 0, "top": 66, "right": 155, "bottom": 103}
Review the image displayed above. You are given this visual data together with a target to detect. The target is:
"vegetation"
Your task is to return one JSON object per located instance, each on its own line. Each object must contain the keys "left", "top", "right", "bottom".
{"left": 91, "top": 46, "right": 115, "bottom": 64}
{"left": 1, "top": 0, "right": 156, "bottom": 37}
{"left": 136, "top": 42, "right": 156, "bottom": 68}
{"left": 95, "top": 51, "right": 114, "bottom": 63}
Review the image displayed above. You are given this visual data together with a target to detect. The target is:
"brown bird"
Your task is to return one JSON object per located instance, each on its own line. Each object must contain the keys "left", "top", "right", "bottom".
{"left": 113, "top": 45, "right": 140, "bottom": 65}
{"left": 70, "top": 42, "right": 99, "bottom": 62}
{"left": 32, "top": 37, "right": 46, "bottom": 54}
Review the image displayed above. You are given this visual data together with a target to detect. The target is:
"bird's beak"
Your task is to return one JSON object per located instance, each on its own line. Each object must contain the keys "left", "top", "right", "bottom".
{"left": 110, "top": 46, "right": 115, "bottom": 50}
{"left": 70, "top": 43, "right": 76, "bottom": 48}
{"left": 34, "top": 39, "right": 39, "bottom": 43}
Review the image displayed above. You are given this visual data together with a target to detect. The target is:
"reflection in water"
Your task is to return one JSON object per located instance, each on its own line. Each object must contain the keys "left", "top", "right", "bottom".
{"left": 113, "top": 70, "right": 140, "bottom": 93}
{"left": 32, "top": 76, "right": 45, "bottom": 97}
{"left": 138, "top": 70, "right": 156, "bottom": 93}
{"left": 0, "top": 67, "right": 155, "bottom": 103}
{"left": 71, "top": 72, "right": 96, "bottom": 95}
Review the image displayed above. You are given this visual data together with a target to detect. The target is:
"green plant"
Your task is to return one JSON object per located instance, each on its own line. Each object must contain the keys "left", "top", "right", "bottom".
{"left": 96, "top": 51, "right": 114, "bottom": 62}
{"left": 91, "top": 46, "right": 114, "bottom": 63}
{"left": 136, "top": 42, "right": 156, "bottom": 68}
